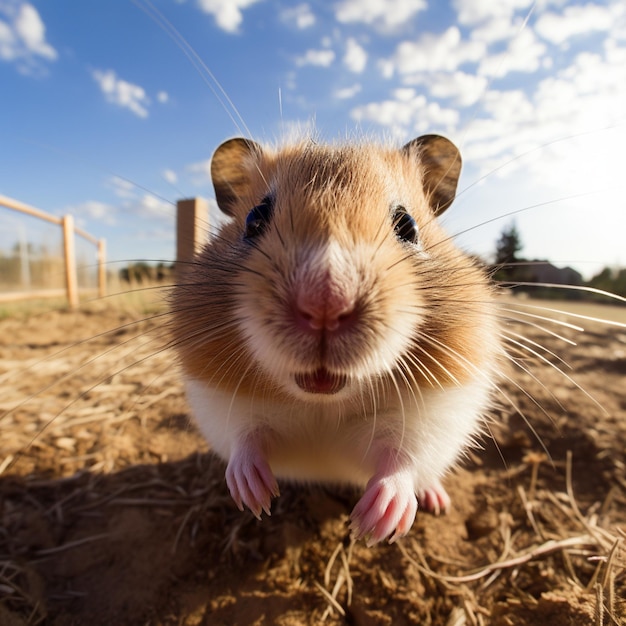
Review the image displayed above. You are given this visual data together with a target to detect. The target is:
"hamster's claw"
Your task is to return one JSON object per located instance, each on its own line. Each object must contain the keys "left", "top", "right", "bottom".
{"left": 350, "top": 470, "right": 418, "bottom": 546}
{"left": 225, "top": 447, "right": 279, "bottom": 519}
{"left": 418, "top": 481, "right": 451, "bottom": 516}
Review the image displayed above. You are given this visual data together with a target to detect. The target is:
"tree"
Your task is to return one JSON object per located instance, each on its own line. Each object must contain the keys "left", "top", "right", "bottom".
{"left": 587, "top": 266, "right": 626, "bottom": 301}
{"left": 494, "top": 222, "right": 523, "bottom": 267}
{"left": 493, "top": 222, "right": 527, "bottom": 284}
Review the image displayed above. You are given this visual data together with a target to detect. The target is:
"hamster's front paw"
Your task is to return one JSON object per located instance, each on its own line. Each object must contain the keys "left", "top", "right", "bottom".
{"left": 225, "top": 439, "right": 279, "bottom": 519}
{"left": 350, "top": 469, "right": 418, "bottom": 546}
{"left": 418, "top": 480, "right": 451, "bottom": 516}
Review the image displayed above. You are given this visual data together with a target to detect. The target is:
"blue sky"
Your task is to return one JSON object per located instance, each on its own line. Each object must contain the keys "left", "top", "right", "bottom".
{"left": 1, "top": 0, "right": 625, "bottom": 280}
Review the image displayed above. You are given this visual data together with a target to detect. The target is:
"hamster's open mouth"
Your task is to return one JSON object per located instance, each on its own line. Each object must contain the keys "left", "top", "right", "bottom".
{"left": 294, "top": 368, "right": 347, "bottom": 394}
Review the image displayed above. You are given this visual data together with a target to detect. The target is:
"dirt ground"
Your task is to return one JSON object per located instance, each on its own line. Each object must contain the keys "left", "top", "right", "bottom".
{"left": 0, "top": 298, "right": 625, "bottom": 625}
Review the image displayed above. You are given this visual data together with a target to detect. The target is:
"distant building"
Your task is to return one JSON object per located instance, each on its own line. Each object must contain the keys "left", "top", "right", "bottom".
{"left": 528, "top": 261, "right": 583, "bottom": 287}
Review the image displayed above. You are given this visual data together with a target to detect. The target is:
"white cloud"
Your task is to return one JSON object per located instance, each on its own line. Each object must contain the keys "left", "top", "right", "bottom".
{"left": 377, "top": 58, "right": 395, "bottom": 79}
{"left": 535, "top": 3, "right": 616, "bottom": 45}
{"left": 72, "top": 201, "right": 117, "bottom": 226}
{"left": 409, "top": 71, "right": 488, "bottom": 107}
{"left": 483, "top": 89, "right": 534, "bottom": 124}
{"left": 14, "top": 3, "right": 55, "bottom": 58}
{"left": 92, "top": 69, "right": 150, "bottom": 118}
{"left": 605, "top": 36, "right": 626, "bottom": 65}
{"left": 280, "top": 3, "right": 316, "bottom": 29}
{"left": 0, "top": 2, "right": 57, "bottom": 72}
{"left": 156, "top": 91, "right": 169, "bottom": 104}
{"left": 334, "top": 83, "right": 362, "bottom": 99}
{"left": 109, "top": 176, "right": 137, "bottom": 199}
{"left": 453, "top": 0, "right": 534, "bottom": 26}
{"left": 0, "top": 20, "right": 16, "bottom": 59}
{"left": 388, "top": 27, "right": 486, "bottom": 76}
{"left": 196, "top": 0, "right": 263, "bottom": 33}
{"left": 460, "top": 84, "right": 555, "bottom": 175}
{"left": 133, "top": 194, "right": 172, "bottom": 220}
{"left": 334, "top": 0, "right": 427, "bottom": 30}
{"left": 350, "top": 91, "right": 460, "bottom": 136}
{"left": 469, "top": 15, "right": 519, "bottom": 44}
{"left": 163, "top": 169, "right": 178, "bottom": 185}
{"left": 343, "top": 38, "right": 367, "bottom": 73}
{"left": 187, "top": 159, "right": 213, "bottom": 186}
{"left": 477, "top": 29, "right": 547, "bottom": 77}
{"left": 295, "top": 48, "right": 335, "bottom": 67}
{"left": 458, "top": 30, "right": 626, "bottom": 183}
{"left": 100, "top": 178, "right": 175, "bottom": 222}
{"left": 133, "top": 226, "right": 176, "bottom": 242}
{"left": 451, "top": 0, "right": 540, "bottom": 65}
{"left": 534, "top": 48, "right": 626, "bottom": 126}
{"left": 394, "top": 87, "right": 415, "bottom": 101}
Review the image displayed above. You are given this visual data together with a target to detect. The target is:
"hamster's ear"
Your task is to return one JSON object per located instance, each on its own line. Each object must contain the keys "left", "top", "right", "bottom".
{"left": 402, "top": 135, "right": 462, "bottom": 216}
{"left": 211, "top": 138, "right": 262, "bottom": 216}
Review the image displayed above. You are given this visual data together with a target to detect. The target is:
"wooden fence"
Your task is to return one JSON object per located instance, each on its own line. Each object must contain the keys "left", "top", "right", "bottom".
{"left": 0, "top": 195, "right": 210, "bottom": 309}
{"left": 0, "top": 194, "right": 106, "bottom": 309}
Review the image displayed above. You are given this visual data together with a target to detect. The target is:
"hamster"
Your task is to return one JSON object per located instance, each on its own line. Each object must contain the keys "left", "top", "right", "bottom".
{"left": 169, "top": 134, "right": 501, "bottom": 545}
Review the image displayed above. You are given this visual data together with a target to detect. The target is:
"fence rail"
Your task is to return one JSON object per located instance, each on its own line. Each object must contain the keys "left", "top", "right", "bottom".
{"left": 0, "top": 195, "right": 209, "bottom": 308}
{"left": 0, "top": 194, "right": 106, "bottom": 308}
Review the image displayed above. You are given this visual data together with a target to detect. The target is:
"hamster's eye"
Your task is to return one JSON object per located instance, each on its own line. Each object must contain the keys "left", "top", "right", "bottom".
{"left": 392, "top": 207, "right": 419, "bottom": 244}
{"left": 244, "top": 196, "right": 273, "bottom": 241}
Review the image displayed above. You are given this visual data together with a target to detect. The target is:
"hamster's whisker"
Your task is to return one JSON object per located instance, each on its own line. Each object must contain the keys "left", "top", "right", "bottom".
{"left": 501, "top": 348, "right": 568, "bottom": 417}
{"left": 0, "top": 305, "right": 177, "bottom": 393}
{"left": 497, "top": 305, "right": 584, "bottom": 333}
{"left": 494, "top": 310, "right": 579, "bottom": 345}
{"left": 371, "top": 215, "right": 397, "bottom": 256}
{"left": 393, "top": 357, "right": 423, "bottom": 412}
{"left": 272, "top": 221, "right": 287, "bottom": 250}
{"left": 198, "top": 332, "right": 249, "bottom": 387}
{"left": 163, "top": 317, "right": 245, "bottom": 378}
{"left": 502, "top": 329, "right": 572, "bottom": 370}
{"left": 502, "top": 334, "right": 606, "bottom": 414}
{"left": 384, "top": 365, "right": 408, "bottom": 457}
{"left": 494, "top": 367, "right": 560, "bottom": 456}
{"left": 501, "top": 294, "right": 626, "bottom": 328}
{"left": 242, "top": 237, "right": 273, "bottom": 263}
{"left": 413, "top": 329, "right": 500, "bottom": 392}
{"left": 396, "top": 356, "right": 429, "bottom": 418}
{"left": 399, "top": 349, "right": 443, "bottom": 391}
{"left": 384, "top": 250, "right": 418, "bottom": 273}
{"left": 1, "top": 313, "right": 176, "bottom": 425}
{"left": 159, "top": 325, "right": 240, "bottom": 373}
{"left": 500, "top": 282, "right": 626, "bottom": 308}
{"left": 132, "top": 0, "right": 254, "bottom": 141}
{"left": 226, "top": 359, "right": 259, "bottom": 429}
{"left": 189, "top": 336, "right": 247, "bottom": 387}
{"left": 359, "top": 379, "right": 379, "bottom": 462}
{"left": 455, "top": 122, "right": 624, "bottom": 203}
{"left": 4, "top": 332, "right": 178, "bottom": 471}
{"left": 483, "top": 361, "right": 555, "bottom": 462}
{"left": 165, "top": 314, "right": 240, "bottom": 348}
{"left": 436, "top": 189, "right": 605, "bottom": 252}
{"left": 409, "top": 338, "right": 463, "bottom": 388}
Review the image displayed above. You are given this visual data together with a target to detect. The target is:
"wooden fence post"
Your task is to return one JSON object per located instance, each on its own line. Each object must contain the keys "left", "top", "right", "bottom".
{"left": 62, "top": 214, "right": 79, "bottom": 309}
{"left": 176, "top": 198, "right": 209, "bottom": 269}
{"left": 97, "top": 238, "right": 107, "bottom": 298}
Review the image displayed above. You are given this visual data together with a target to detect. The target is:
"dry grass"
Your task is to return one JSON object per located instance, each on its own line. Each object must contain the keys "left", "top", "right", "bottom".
{"left": 314, "top": 451, "right": 625, "bottom": 626}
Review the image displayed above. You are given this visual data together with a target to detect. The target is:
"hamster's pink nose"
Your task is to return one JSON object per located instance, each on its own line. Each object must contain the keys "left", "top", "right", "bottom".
{"left": 294, "top": 291, "right": 357, "bottom": 333}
